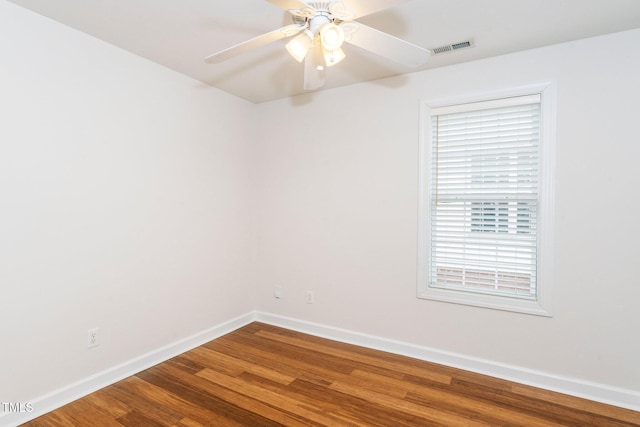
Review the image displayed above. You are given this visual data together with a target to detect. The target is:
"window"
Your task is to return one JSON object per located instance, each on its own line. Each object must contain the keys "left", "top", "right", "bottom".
{"left": 418, "top": 84, "right": 555, "bottom": 316}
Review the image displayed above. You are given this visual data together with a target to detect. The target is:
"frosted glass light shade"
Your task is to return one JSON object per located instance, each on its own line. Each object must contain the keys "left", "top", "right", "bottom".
{"left": 323, "top": 47, "right": 345, "bottom": 66}
{"left": 319, "top": 23, "right": 345, "bottom": 51}
{"left": 286, "top": 31, "right": 313, "bottom": 62}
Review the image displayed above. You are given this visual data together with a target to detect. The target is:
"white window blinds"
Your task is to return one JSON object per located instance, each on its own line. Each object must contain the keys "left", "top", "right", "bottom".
{"left": 428, "top": 94, "right": 541, "bottom": 299}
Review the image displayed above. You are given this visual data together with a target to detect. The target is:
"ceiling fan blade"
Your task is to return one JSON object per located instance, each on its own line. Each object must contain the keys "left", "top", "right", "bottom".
{"left": 343, "top": 0, "right": 410, "bottom": 18}
{"left": 265, "top": 0, "right": 309, "bottom": 11}
{"left": 346, "top": 23, "right": 430, "bottom": 67}
{"left": 304, "top": 44, "right": 326, "bottom": 91}
{"left": 204, "top": 24, "right": 304, "bottom": 64}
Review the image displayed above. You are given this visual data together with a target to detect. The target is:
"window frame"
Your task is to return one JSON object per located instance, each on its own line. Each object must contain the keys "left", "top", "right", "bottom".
{"left": 417, "top": 83, "right": 556, "bottom": 316}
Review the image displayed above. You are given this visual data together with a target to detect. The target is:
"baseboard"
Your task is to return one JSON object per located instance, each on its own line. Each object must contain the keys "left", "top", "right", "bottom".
{"left": 5, "top": 310, "right": 638, "bottom": 426}
{"left": 254, "top": 311, "right": 640, "bottom": 412}
{"left": 2, "top": 312, "right": 255, "bottom": 427}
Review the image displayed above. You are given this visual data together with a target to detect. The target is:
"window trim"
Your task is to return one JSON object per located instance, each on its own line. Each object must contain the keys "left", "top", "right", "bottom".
{"left": 417, "top": 82, "right": 556, "bottom": 317}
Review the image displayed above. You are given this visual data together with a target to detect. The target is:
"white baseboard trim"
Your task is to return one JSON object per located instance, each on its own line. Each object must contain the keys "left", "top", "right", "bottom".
{"left": 254, "top": 311, "right": 640, "bottom": 412}
{"left": 5, "top": 310, "right": 638, "bottom": 426}
{"left": 2, "top": 312, "right": 255, "bottom": 427}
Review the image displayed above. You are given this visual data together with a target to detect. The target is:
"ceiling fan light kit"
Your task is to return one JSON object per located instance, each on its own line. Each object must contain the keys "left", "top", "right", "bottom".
{"left": 204, "top": 0, "right": 431, "bottom": 91}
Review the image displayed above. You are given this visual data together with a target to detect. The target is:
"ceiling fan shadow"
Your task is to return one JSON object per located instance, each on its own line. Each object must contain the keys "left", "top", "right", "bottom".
{"left": 369, "top": 71, "right": 412, "bottom": 89}
{"left": 337, "top": 46, "right": 415, "bottom": 88}
{"left": 268, "top": 56, "right": 306, "bottom": 100}
{"left": 200, "top": 19, "right": 277, "bottom": 36}
{"left": 357, "top": 8, "right": 411, "bottom": 39}
{"left": 202, "top": 46, "right": 284, "bottom": 87}
{"left": 288, "top": 90, "right": 316, "bottom": 107}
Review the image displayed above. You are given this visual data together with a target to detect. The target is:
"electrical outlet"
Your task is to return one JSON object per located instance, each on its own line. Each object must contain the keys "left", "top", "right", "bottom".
{"left": 305, "top": 290, "right": 314, "bottom": 304}
{"left": 87, "top": 328, "right": 99, "bottom": 348}
{"left": 274, "top": 286, "right": 283, "bottom": 299}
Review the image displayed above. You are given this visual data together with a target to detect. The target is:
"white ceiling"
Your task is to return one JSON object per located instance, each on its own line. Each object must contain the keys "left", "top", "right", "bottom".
{"left": 8, "top": 0, "right": 640, "bottom": 103}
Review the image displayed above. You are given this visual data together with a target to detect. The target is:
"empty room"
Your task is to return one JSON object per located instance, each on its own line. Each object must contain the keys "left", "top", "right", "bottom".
{"left": 1, "top": 0, "right": 639, "bottom": 425}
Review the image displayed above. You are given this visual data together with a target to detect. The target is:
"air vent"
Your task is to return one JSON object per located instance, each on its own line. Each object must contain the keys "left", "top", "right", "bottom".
{"left": 432, "top": 40, "right": 473, "bottom": 55}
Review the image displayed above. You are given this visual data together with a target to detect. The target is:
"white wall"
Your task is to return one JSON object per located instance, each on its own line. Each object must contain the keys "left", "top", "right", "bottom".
{"left": 0, "top": 1, "right": 256, "bottom": 403}
{"left": 2, "top": 0, "right": 639, "bottom": 417}
{"left": 254, "top": 29, "right": 640, "bottom": 393}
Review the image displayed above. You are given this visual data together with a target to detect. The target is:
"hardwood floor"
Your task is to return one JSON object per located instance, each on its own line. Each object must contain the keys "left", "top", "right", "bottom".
{"left": 24, "top": 322, "right": 640, "bottom": 426}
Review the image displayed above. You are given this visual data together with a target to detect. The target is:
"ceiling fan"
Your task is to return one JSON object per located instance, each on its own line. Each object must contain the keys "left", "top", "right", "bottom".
{"left": 204, "top": 0, "right": 431, "bottom": 91}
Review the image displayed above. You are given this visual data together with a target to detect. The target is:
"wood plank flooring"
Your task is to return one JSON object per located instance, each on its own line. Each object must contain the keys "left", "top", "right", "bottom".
{"left": 24, "top": 322, "right": 640, "bottom": 426}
